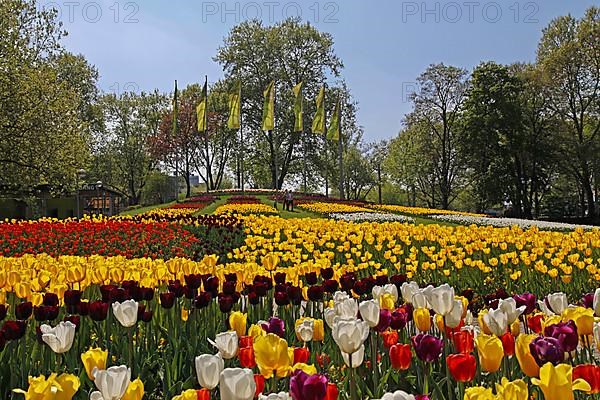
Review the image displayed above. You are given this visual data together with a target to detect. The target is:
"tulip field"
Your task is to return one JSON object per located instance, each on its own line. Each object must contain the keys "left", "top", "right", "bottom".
{"left": 1, "top": 197, "right": 600, "bottom": 400}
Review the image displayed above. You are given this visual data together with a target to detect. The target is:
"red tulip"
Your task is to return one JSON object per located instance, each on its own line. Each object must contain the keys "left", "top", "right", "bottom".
{"left": 500, "top": 332, "right": 515, "bottom": 356}
{"left": 325, "top": 383, "right": 339, "bottom": 400}
{"left": 254, "top": 374, "right": 265, "bottom": 397}
{"left": 197, "top": 388, "right": 210, "bottom": 400}
{"left": 389, "top": 343, "right": 412, "bottom": 370}
{"left": 239, "top": 335, "right": 253, "bottom": 349}
{"left": 527, "top": 314, "right": 544, "bottom": 334}
{"left": 452, "top": 330, "right": 474, "bottom": 354}
{"left": 382, "top": 330, "right": 399, "bottom": 348}
{"left": 573, "top": 364, "right": 600, "bottom": 394}
{"left": 446, "top": 353, "right": 476, "bottom": 382}
{"left": 294, "top": 347, "right": 310, "bottom": 364}
{"left": 239, "top": 347, "right": 256, "bottom": 368}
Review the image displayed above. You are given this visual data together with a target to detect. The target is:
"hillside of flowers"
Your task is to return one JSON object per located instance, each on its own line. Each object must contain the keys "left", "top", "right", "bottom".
{"left": 0, "top": 204, "right": 599, "bottom": 399}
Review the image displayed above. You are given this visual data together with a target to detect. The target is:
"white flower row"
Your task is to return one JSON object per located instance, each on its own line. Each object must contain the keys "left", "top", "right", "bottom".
{"left": 329, "top": 212, "right": 415, "bottom": 223}
{"left": 431, "top": 214, "right": 598, "bottom": 231}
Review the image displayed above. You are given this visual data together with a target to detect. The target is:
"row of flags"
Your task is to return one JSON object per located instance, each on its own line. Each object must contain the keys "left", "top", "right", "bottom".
{"left": 173, "top": 80, "right": 341, "bottom": 141}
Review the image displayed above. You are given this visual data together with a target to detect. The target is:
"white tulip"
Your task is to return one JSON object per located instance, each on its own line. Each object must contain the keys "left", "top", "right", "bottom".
{"left": 333, "top": 291, "right": 350, "bottom": 304}
{"left": 593, "top": 288, "right": 600, "bottom": 316}
{"left": 334, "top": 298, "right": 358, "bottom": 319}
{"left": 219, "top": 368, "right": 256, "bottom": 400}
{"left": 341, "top": 344, "right": 365, "bottom": 368}
{"left": 400, "top": 281, "right": 420, "bottom": 304}
{"left": 483, "top": 308, "right": 508, "bottom": 336}
{"left": 332, "top": 317, "right": 369, "bottom": 355}
{"left": 594, "top": 322, "right": 600, "bottom": 348}
{"left": 258, "top": 392, "right": 291, "bottom": 400}
{"left": 92, "top": 365, "right": 131, "bottom": 400}
{"left": 427, "top": 284, "right": 455, "bottom": 316}
{"left": 465, "top": 310, "right": 474, "bottom": 326}
{"left": 444, "top": 299, "right": 464, "bottom": 329}
{"left": 295, "top": 318, "right": 314, "bottom": 342}
{"left": 498, "top": 298, "right": 525, "bottom": 324}
{"left": 380, "top": 390, "right": 416, "bottom": 400}
{"left": 324, "top": 307, "right": 337, "bottom": 329}
{"left": 545, "top": 292, "right": 568, "bottom": 315}
{"left": 111, "top": 300, "right": 138, "bottom": 328}
{"left": 209, "top": 331, "right": 239, "bottom": 359}
{"left": 372, "top": 284, "right": 398, "bottom": 303}
{"left": 537, "top": 300, "right": 554, "bottom": 316}
{"left": 359, "top": 299, "right": 380, "bottom": 328}
{"left": 195, "top": 353, "right": 224, "bottom": 390}
{"left": 411, "top": 291, "right": 430, "bottom": 309}
{"left": 40, "top": 321, "right": 76, "bottom": 354}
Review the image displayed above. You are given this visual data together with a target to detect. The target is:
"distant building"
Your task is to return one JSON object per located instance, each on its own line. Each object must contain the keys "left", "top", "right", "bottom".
{"left": 190, "top": 175, "right": 200, "bottom": 186}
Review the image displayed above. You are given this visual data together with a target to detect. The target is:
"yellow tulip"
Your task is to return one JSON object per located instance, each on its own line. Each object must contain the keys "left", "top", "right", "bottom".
{"left": 291, "top": 363, "right": 317, "bottom": 375}
{"left": 531, "top": 363, "right": 591, "bottom": 400}
{"left": 413, "top": 307, "right": 431, "bottom": 332}
{"left": 229, "top": 312, "right": 247, "bottom": 337}
{"left": 475, "top": 333, "right": 503, "bottom": 373}
{"left": 510, "top": 319, "right": 520, "bottom": 336}
{"left": 121, "top": 378, "right": 144, "bottom": 400}
{"left": 464, "top": 386, "right": 495, "bottom": 400}
{"left": 253, "top": 333, "right": 291, "bottom": 378}
{"left": 495, "top": 377, "right": 528, "bottom": 400}
{"left": 171, "top": 389, "right": 201, "bottom": 400}
{"left": 248, "top": 324, "right": 265, "bottom": 339}
{"left": 262, "top": 253, "right": 279, "bottom": 272}
{"left": 313, "top": 319, "right": 325, "bottom": 341}
{"left": 81, "top": 348, "right": 108, "bottom": 380}
{"left": 562, "top": 307, "right": 594, "bottom": 336}
{"left": 515, "top": 334, "right": 539, "bottom": 377}
{"left": 13, "top": 373, "right": 80, "bottom": 400}
{"left": 379, "top": 293, "right": 395, "bottom": 310}
{"left": 478, "top": 309, "right": 492, "bottom": 335}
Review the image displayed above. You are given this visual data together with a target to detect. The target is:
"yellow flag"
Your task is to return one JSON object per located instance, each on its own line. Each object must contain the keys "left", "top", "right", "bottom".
{"left": 293, "top": 82, "right": 303, "bottom": 132}
{"left": 326, "top": 98, "right": 340, "bottom": 141}
{"left": 312, "top": 86, "right": 325, "bottom": 134}
{"left": 262, "top": 80, "right": 275, "bottom": 131}
{"left": 196, "top": 77, "right": 208, "bottom": 132}
{"left": 227, "top": 80, "right": 241, "bottom": 129}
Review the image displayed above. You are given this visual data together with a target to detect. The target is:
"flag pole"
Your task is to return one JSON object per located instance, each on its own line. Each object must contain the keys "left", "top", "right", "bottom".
{"left": 173, "top": 79, "right": 180, "bottom": 203}
{"left": 240, "top": 102, "right": 245, "bottom": 193}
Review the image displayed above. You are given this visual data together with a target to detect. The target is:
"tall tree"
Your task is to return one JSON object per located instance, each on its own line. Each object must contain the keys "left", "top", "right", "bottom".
{"left": 0, "top": 0, "right": 90, "bottom": 194}
{"left": 406, "top": 63, "right": 469, "bottom": 209}
{"left": 536, "top": 7, "right": 600, "bottom": 218}
{"left": 214, "top": 18, "right": 343, "bottom": 189}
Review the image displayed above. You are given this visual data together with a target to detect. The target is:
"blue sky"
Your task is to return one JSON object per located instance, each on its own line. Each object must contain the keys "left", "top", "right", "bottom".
{"left": 44, "top": 0, "right": 597, "bottom": 141}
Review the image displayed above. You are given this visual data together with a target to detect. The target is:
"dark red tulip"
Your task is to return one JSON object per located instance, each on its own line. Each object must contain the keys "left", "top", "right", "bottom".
{"left": 184, "top": 274, "right": 203, "bottom": 290}
{"left": 247, "top": 292, "right": 260, "bottom": 305}
{"left": 225, "top": 273, "right": 237, "bottom": 283}
{"left": 254, "top": 282, "right": 268, "bottom": 297}
{"left": 261, "top": 317, "right": 285, "bottom": 337}
{"left": 223, "top": 281, "right": 237, "bottom": 295}
{"left": 582, "top": 293, "right": 594, "bottom": 309}
{"left": 141, "top": 310, "right": 153, "bottom": 323}
{"left": 168, "top": 280, "right": 185, "bottom": 298}
{"left": 100, "top": 284, "right": 117, "bottom": 302}
{"left": 64, "top": 290, "right": 82, "bottom": 306}
{"left": 217, "top": 294, "right": 234, "bottom": 313}
{"left": 0, "top": 305, "right": 7, "bottom": 321}
{"left": 390, "top": 310, "right": 408, "bottom": 330}
{"left": 274, "top": 272, "right": 286, "bottom": 285}
{"left": 274, "top": 291, "right": 289, "bottom": 306}
{"left": 308, "top": 285, "right": 324, "bottom": 302}
{"left": 446, "top": 353, "right": 476, "bottom": 382}
{"left": 88, "top": 301, "right": 109, "bottom": 321}
{"left": 411, "top": 333, "right": 443, "bottom": 363}
{"left": 288, "top": 286, "right": 303, "bottom": 306}
{"left": 78, "top": 301, "right": 89, "bottom": 316}
{"left": 305, "top": 272, "right": 318, "bottom": 285}
{"left": 1, "top": 320, "right": 27, "bottom": 340}
{"left": 340, "top": 273, "right": 356, "bottom": 292}
{"left": 63, "top": 315, "right": 81, "bottom": 330}
{"left": 323, "top": 280, "right": 339, "bottom": 293}
{"left": 141, "top": 287, "right": 154, "bottom": 301}
{"left": 375, "top": 275, "right": 389, "bottom": 286}
{"left": 194, "top": 292, "right": 212, "bottom": 309}
{"left": 321, "top": 268, "right": 334, "bottom": 280}
{"left": 160, "top": 292, "right": 176, "bottom": 309}
{"left": 204, "top": 276, "right": 219, "bottom": 295}
{"left": 352, "top": 280, "right": 369, "bottom": 296}
{"left": 390, "top": 274, "right": 407, "bottom": 289}
{"left": 42, "top": 293, "right": 59, "bottom": 307}
{"left": 183, "top": 286, "right": 196, "bottom": 300}
{"left": 15, "top": 302, "right": 32, "bottom": 320}
{"left": 375, "top": 309, "right": 392, "bottom": 332}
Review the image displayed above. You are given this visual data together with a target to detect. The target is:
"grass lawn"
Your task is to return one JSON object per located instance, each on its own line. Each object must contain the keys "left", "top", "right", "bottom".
{"left": 119, "top": 202, "right": 174, "bottom": 216}
{"left": 198, "top": 196, "right": 229, "bottom": 215}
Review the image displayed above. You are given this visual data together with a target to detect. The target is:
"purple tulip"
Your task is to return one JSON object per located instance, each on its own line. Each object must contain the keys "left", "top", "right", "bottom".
{"left": 411, "top": 333, "right": 443, "bottom": 363}
{"left": 375, "top": 309, "right": 392, "bottom": 332}
{"left": 290, "top": 369, "right": 328, "bottom": 400}
{"left": 582, "top": 293, "right": 594, "bottom": 309}
{"left": 530, "top": 336, "right": 564, "bottom": 366}
{"left": 261, "top": 317, "right": 285, "bottom": 337}
{"left": 513, "top": 292, "right": 537, "bottom": 315}
{"left": 390, "top": 310, "right": 408, "bottom": 330}
{"left": 544, "top": 320, "right": 579, "bottom": 353}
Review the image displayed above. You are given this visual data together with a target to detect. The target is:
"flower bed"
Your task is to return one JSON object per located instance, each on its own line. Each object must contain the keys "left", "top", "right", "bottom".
{"left": 370, "top": 204, "right": 485, "bottom": 217}
{"left": 297, "top": 202, "right": 374, "bottom": 214}
{"left": 214, "top": 203, "right": 278, "bottom": 215}
{"left": 329, "top": 212, "right": 415, "bottom": 223}
{"left": 431, "top": 214, "right": 598, "bottom": 231}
